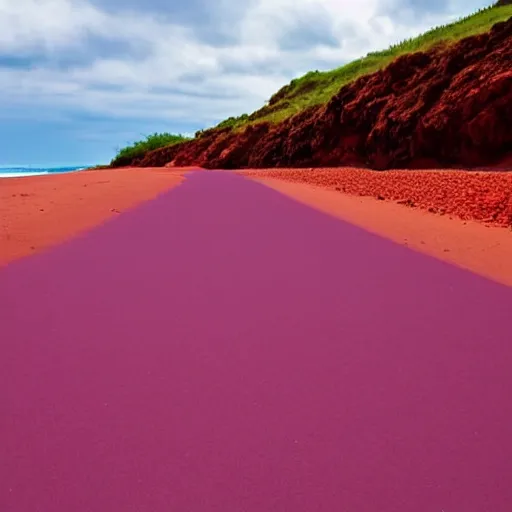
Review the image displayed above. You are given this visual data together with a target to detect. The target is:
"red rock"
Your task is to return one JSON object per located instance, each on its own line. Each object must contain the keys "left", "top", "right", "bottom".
{"left": 129, "top": 18, "right": 511, "bottom": 171}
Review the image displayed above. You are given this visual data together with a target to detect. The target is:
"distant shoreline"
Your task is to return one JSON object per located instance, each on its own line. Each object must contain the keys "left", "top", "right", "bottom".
{"left": 0, "top": 166, "right": 88, "bottom": 179}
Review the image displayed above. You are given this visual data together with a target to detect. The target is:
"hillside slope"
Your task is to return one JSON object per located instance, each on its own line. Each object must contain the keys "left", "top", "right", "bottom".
{"left": 213, "top": 2, "right": 512, "bottom": 130}
{"left": 129, "top": 17, "right": 511, "bottom": 170}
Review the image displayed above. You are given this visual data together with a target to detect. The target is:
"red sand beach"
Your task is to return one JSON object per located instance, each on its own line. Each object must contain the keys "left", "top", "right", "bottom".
{"left": 240, "top": 168, "right": 512, "bottom": 227}
{"left": 1, "top": 170, "right": 512, "bottom": 511}
{"left": 0, "top": 168, "right": 185, "bottom": 265}
{"left": 2, "top": 166, "right": 511, "bottom": 287}
{"left": 242, "top": 168, "right": 512, "bottom": 286}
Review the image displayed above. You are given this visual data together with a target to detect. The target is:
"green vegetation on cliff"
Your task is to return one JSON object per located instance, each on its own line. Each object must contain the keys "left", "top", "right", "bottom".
{"left": 111, "top": 133, "right": 191, "bottom": 167}
{"left": 213, "top": 2, "right": 512, "bottom": 130}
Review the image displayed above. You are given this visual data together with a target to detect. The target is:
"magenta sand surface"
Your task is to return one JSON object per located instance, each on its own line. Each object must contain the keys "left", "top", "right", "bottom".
{"left": 1, "top": 171, "right": 512, "bottom": 511}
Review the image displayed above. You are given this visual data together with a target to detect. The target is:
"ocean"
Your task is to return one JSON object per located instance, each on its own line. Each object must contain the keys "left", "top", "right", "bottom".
{"left": 0, "top": 166, "right": 87, "bottom": 178}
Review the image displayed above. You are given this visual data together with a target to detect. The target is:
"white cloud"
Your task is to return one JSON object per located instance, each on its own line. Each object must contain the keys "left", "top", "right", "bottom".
{"left": 0, "top": 0, "right": 489, "bottom": 128}
{"left": 0, "top": 0, "right": 101, "bottom": 53}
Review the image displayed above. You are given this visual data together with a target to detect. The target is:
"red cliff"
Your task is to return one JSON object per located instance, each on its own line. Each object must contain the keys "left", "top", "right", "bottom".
{"left": 134, "top": 18, "right": 512, "bottom": 170}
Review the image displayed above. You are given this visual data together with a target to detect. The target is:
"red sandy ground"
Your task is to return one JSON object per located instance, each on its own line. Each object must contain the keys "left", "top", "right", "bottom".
{"left": 2, "top": 165, "right": 511, "bottom": 286}
{"left": 241, "top": 168, "right": 512, "bottom": 227}
{"left": 241, "top": 168, "right": 512, "bottom": 287}
{"left": 0, "top": 168, "right": 185, "bottom": 266}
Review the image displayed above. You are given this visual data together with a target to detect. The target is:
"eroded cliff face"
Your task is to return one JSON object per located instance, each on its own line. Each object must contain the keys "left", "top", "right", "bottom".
{"left": 129, "top": 18, "right": 511, "bottom": 170}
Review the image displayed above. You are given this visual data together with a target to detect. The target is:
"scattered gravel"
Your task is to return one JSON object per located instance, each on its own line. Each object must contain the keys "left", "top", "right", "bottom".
{"left": 240, "top": 168, "right": 512, "bottom": 228}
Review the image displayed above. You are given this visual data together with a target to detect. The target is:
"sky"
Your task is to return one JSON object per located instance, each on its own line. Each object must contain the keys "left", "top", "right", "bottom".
{"left": 0, "top": 0, "right": 494, "bottom": 166}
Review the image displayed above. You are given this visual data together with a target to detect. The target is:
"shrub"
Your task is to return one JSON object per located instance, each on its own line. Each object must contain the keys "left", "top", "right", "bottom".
{"left": 110, "top": 133, "right": 190, "bottom": 167}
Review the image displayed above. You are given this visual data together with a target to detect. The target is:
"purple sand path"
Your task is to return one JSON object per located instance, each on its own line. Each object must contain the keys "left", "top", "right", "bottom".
{"left": 1, "top": 171, "right": 512, "bottom": 511}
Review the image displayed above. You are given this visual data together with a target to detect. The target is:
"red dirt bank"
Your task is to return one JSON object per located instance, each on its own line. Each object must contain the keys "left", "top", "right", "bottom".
{"left": 128, "top": 18, "right": 511, "bottom": 170}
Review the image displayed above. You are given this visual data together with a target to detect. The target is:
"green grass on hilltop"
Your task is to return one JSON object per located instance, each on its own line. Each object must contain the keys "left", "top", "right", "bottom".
{"left": 213, "top": 3, "right": 512, "bottom": 130}
{"left": 111, "top": 133, "right": 191, "bottom": 167}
